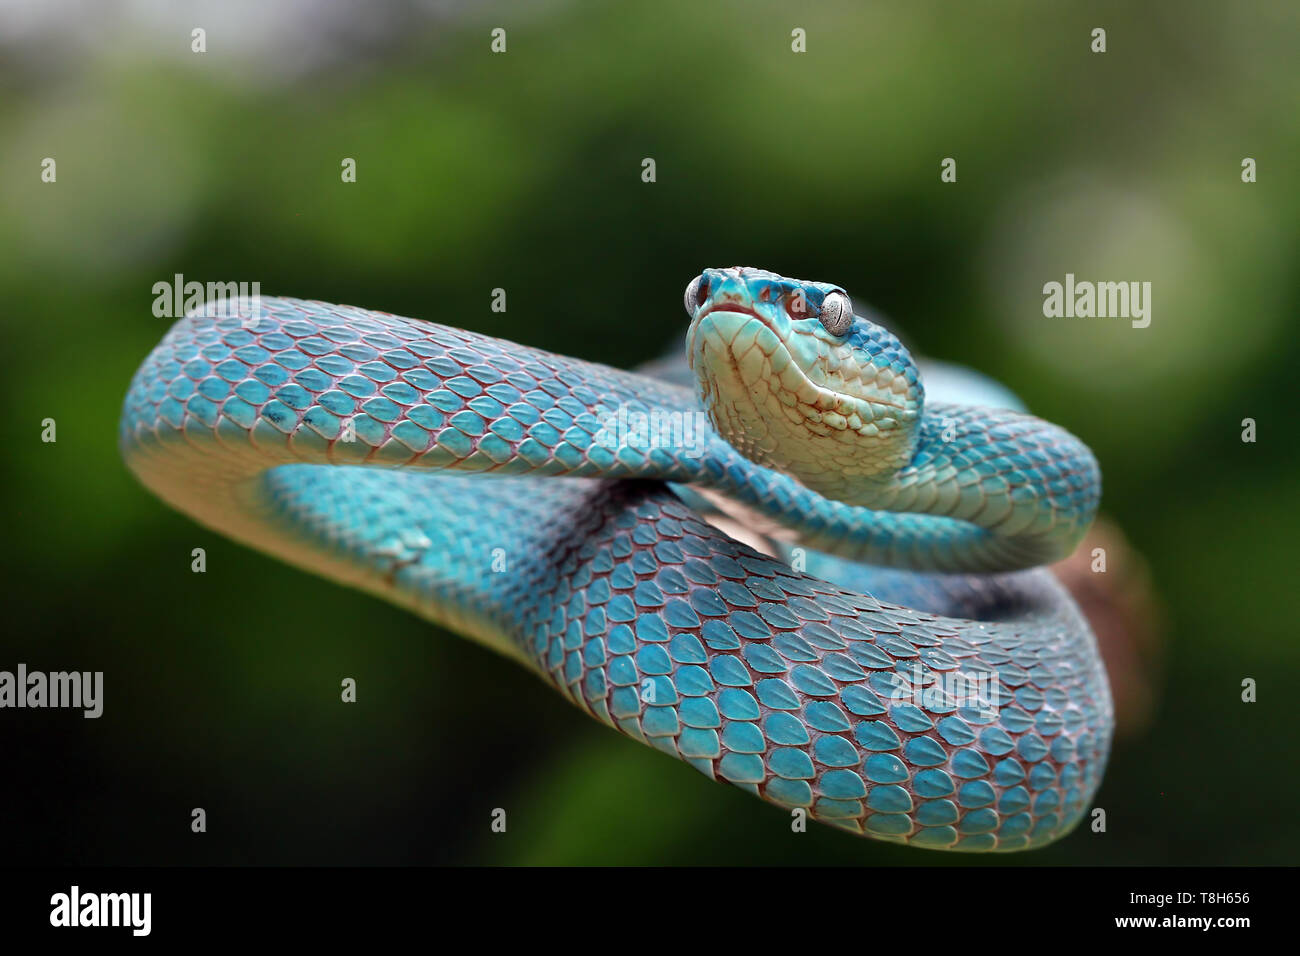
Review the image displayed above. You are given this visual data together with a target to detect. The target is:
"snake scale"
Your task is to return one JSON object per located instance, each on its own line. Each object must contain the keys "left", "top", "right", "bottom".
{"left": 120, "top": 266, "right": 1111, "bottom": 852}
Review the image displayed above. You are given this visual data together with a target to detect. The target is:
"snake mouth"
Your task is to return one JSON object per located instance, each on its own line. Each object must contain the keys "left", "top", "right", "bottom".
{"left": 694, "top": 303, "right": 763, "bottom": 323}
{"left": 690, "top": 309, "right": 906, "bottom": 438}
{"left": 699, "top": 308, "right": 909, "bottom": 415}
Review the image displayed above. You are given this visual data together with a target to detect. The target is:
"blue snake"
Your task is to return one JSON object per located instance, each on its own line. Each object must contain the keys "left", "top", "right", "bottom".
{"left": 120, "top": 267, "right": 1111, "bottom": 852}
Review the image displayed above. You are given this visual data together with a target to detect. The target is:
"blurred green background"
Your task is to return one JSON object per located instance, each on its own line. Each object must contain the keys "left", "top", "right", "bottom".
{"left": 3, "top": 0, "right": 1297, "bottom": 865}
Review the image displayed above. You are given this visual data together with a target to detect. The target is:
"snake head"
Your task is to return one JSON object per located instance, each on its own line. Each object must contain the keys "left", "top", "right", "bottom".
{"left": 685, "top": 267, "right": 923, "bottom": 496}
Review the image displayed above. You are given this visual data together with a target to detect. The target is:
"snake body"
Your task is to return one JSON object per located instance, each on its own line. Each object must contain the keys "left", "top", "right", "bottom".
{"left": 120, "top": 267, "right": 1111, "bottom": 852}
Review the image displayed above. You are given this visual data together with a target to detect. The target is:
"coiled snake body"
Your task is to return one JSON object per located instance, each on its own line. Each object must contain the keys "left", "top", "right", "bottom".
{"left": 121, "top": 267, "right": 1111, "bottom": 852}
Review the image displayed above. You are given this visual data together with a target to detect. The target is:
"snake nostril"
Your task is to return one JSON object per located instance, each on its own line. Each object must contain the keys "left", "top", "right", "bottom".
{"left": 695, "top": 279, "right": 710, "bottom": 308}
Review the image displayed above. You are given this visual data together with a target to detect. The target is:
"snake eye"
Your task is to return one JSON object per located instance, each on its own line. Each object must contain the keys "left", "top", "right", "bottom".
{"left": 818, "top": 291, "right": 854, "bottom": 336}
{"left": 684, "top": 275, "right": 706, "bottom": 316}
